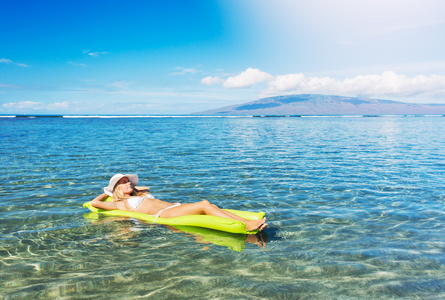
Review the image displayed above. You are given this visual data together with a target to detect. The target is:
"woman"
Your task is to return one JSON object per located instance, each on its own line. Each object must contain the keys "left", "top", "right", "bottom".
{"left": 91, "top": 174, "right": 267, "bottom": 231}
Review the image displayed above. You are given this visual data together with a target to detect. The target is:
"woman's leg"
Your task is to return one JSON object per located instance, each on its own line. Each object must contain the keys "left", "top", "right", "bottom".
{"left": 160, "top": 200, "right": 267, "bottom": 231}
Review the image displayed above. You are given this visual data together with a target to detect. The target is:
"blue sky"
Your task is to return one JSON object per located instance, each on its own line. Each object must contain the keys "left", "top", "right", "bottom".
{"left": 1, "top": 0, "right": 445, "bottom": 114}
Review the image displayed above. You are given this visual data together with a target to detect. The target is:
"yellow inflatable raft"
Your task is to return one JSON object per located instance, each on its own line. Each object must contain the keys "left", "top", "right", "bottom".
{"left": 83, "top": 198, "right": 265, "bottom": 235}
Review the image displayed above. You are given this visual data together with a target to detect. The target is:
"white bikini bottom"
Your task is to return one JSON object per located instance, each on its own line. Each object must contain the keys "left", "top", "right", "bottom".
{"left": 152, "top": 203, "right": 181, "bottom": 223}
{"left": 127, "top": 197, "right": 181, "bottom": 223}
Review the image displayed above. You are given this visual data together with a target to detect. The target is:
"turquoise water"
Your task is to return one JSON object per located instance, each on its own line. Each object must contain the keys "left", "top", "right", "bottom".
{"left": 1, "top": 116, "right": 444, "bottom": 299}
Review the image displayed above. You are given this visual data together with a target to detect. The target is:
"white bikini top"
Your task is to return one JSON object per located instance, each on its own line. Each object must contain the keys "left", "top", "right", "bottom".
{"left": 127, "top": 193, "right": 155, "bottom": 211}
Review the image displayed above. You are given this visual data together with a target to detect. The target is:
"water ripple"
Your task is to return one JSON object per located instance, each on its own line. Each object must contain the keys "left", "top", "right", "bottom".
{"left": 1, "top": 116, "right": 445, "bottom": 299}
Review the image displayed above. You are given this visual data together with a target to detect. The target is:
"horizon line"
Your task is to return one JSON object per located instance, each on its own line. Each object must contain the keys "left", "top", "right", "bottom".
{"left": 1, "top": 114, "right": 445, "bottom": 119}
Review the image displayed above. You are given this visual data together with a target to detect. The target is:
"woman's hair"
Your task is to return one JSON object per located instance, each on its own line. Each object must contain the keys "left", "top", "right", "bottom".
{"left": 112, "top": 183, "right": 145, "bottom": 201}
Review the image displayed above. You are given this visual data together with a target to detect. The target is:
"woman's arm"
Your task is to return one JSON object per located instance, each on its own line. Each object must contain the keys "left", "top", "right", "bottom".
{"left": 91, "top": 193, "right": 119, "bottom": 210}
{"left": 136, "top": 186, "right": 150, "bottom": 192}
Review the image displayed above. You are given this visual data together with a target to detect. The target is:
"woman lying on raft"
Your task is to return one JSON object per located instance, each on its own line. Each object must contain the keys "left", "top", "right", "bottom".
{"left": 91, "top": 174, "right": 268, "bottom": 231}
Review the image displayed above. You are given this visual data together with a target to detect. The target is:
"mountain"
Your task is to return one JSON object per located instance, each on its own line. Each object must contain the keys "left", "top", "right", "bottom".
{"left": 194, "top": 94, "right": 445, "bottom": 115}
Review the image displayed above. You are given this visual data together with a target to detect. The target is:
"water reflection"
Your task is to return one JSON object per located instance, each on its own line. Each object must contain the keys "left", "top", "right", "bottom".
{"left": 85, "top": 213, "right": 268, "bottom": 252}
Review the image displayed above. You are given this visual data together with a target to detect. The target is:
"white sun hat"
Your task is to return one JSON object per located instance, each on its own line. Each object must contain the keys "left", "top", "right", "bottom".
{"left": 103, "top": 174, "right": 138, "bottom": 196}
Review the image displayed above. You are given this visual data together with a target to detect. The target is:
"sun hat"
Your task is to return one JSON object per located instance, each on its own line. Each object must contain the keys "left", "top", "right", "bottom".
{"left": 103, "top": 174, "right": 139, "bottom": 196}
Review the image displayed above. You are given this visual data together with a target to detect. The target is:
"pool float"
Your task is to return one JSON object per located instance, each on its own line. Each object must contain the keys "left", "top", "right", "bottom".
{"left": 83, "top": 197, "right": 265, "bottom": 235}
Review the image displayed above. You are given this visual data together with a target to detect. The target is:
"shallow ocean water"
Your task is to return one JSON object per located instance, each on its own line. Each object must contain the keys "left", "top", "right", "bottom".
{"left": 1, "top": 115, "right": 444, "bottom": 299}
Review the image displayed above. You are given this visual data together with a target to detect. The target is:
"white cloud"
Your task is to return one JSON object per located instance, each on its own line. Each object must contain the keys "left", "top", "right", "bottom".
{"left": 170, "top": 66, "right": 202, "bottom": 76}
{"left": 201, "top": 76, "right": 223, "bottom": 86}
{"left": 107, "top": 81, "right": 133, "bottom": 89}
{"left": 51, "top": 101, "right": 71, "bottom": 108}
{"left": 0, "top": 83, "right": 20, "bottom": 89}
{"left": 264, "top": 71, "right": 445, "bottom": 101}
{"left": 68, "top": 61, "right": 87, "bottom": 67}
{"left": 223, "top": 68, "right": 273, "bottom": 89}
{"left": 202, "top": 67, "right": 445, "bottom": 102}
{"left": 267, "top": 73, "right": 340, "bottom": 94}
{"left": 82, "top": 50, "right": 108, "bottom": 57}
{"left": 2, "top": 101, "right": 41, "bottom": 109}
{"left": 1, "top": 101, "right": 75, "bottom": 111}
{"left": 88, "top": 52, "right": 108, "bottom": 57}
{"left": 0, "top": 58, "right": 29, "bottom": 67}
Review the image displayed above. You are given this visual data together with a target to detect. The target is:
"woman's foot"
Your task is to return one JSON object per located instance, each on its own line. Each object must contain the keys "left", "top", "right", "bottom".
{"left": 245, "top": 217, "right": 267, "bottom": 231}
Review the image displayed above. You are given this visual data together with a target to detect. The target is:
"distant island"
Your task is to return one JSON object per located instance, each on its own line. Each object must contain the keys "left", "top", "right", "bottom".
{"left": 194, "top": 94, "right": 445, "bottom": 115}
